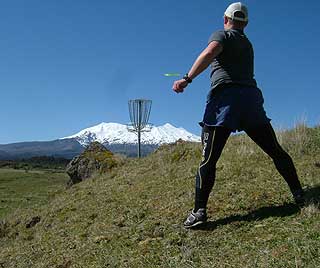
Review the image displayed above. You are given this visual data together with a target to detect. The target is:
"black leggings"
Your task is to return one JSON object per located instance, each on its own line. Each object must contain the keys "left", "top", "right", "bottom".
{"left": 194, "top": 123, "right": 303, "bottom": 211}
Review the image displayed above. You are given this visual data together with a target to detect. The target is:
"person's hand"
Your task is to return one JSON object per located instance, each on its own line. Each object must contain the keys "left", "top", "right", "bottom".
{"left": 172, "top": 79, "right": 188, "bottom": 93}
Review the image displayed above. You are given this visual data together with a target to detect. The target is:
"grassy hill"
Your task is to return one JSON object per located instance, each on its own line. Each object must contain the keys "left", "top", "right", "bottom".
{"left": 0, "top": 124, "right": 320, "bottom": 268}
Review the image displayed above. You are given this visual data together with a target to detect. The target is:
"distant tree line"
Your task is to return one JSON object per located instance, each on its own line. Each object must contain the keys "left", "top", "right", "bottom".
{"left": 0, "top": 156, "right": 70, "bottom": 171}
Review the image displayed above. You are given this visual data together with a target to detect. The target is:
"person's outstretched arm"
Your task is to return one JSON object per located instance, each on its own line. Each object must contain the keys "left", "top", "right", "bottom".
{"left": 172, "top": 41, "right": 222, "bottom": 93}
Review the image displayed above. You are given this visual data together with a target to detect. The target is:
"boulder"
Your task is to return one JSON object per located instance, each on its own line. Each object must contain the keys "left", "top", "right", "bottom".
{"left": 66, "top": 142, "right": 117, "bottom": 186}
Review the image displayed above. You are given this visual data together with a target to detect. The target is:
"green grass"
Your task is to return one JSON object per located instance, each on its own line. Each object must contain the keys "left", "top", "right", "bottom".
{"left": 0, "top": 125, "right": 319, "bottom": 268}
{"left": 0, "top": 168, "right": 69, "bottom": 218}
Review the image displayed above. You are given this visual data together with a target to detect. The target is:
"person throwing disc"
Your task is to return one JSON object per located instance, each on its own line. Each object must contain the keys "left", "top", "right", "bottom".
{"left": 172, "top": 2, "right": 305, "bottom": 229}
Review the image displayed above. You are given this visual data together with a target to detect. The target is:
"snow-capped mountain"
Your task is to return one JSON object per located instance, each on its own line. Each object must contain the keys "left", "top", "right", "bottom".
{"left": 61, "top": 122, "right": 200, "bottom": 146}
{"left": 0, "top": 123, "right": 201, "bottom": 160}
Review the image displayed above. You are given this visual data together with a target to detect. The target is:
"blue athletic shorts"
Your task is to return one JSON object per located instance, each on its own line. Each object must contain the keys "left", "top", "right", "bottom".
{"left": 199, "top": 86, "right": 271, "bottom": 132}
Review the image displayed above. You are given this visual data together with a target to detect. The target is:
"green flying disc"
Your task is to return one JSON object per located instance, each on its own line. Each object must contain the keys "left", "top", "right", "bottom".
{"left": 164, "top": 73, "right": 180, "bottom": 77}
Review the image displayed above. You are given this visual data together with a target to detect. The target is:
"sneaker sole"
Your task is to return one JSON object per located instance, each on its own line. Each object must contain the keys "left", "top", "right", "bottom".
{"left": 184, "top": 220, "right": 206, "bottom": 229}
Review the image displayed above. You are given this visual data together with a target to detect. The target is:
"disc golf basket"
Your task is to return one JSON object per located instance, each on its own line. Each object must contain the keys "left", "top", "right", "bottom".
{"left": 127, "top": 99, "right": 152, "bottom": 158}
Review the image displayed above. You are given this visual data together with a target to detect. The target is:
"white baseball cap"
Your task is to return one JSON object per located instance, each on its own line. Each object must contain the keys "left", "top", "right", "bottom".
{"left": 224, "top": 2, "right": 248, "bottom": 22}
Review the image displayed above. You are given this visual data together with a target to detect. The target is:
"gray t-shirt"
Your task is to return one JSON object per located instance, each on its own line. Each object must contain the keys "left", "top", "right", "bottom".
{"left": 208, "top": 29, "right": 257, "bottom": 93}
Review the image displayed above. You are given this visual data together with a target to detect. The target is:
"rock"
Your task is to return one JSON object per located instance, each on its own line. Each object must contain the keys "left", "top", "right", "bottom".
{"left": 175, "top": 138, "right": 187, "bottom": 145}
{"left": 66, "top": 142, "right": 117, "bottom": 186}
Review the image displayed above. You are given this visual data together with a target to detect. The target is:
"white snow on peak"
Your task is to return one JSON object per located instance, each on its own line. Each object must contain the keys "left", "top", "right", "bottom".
{"left": 61, "top": 122, "right": 200, "bottom": 146}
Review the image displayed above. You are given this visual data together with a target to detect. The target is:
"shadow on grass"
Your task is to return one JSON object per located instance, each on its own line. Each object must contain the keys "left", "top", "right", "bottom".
{"left": 195, "top": 185, "right": 320, "bottom": 231}
{"left": 305, "top": 184, "right": 320, "bottom": 204}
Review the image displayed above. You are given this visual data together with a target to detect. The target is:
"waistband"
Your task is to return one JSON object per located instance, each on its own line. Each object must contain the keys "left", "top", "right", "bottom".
{"left": 208, "top": 83, "right": 259, "bottom": 101}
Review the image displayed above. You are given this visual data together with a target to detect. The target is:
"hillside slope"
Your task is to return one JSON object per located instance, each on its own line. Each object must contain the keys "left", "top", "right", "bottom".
{"left": 1, "top": 125, "right": 320, "bottom": 268}
{"left": 0, "top": 139, "right": 84, "bottom": 160}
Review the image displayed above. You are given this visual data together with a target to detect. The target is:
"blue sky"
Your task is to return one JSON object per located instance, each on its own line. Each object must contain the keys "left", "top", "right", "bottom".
{"left": 0, "top": 0, "right": 319, "bottom": 144}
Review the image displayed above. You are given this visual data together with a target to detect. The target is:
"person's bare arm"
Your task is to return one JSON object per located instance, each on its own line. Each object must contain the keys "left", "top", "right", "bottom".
{"left": 188, "top": 41, "right": 222, "bottom": 80}
{"left": 173, "top": 41, "right": 223, "bottom": 93}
